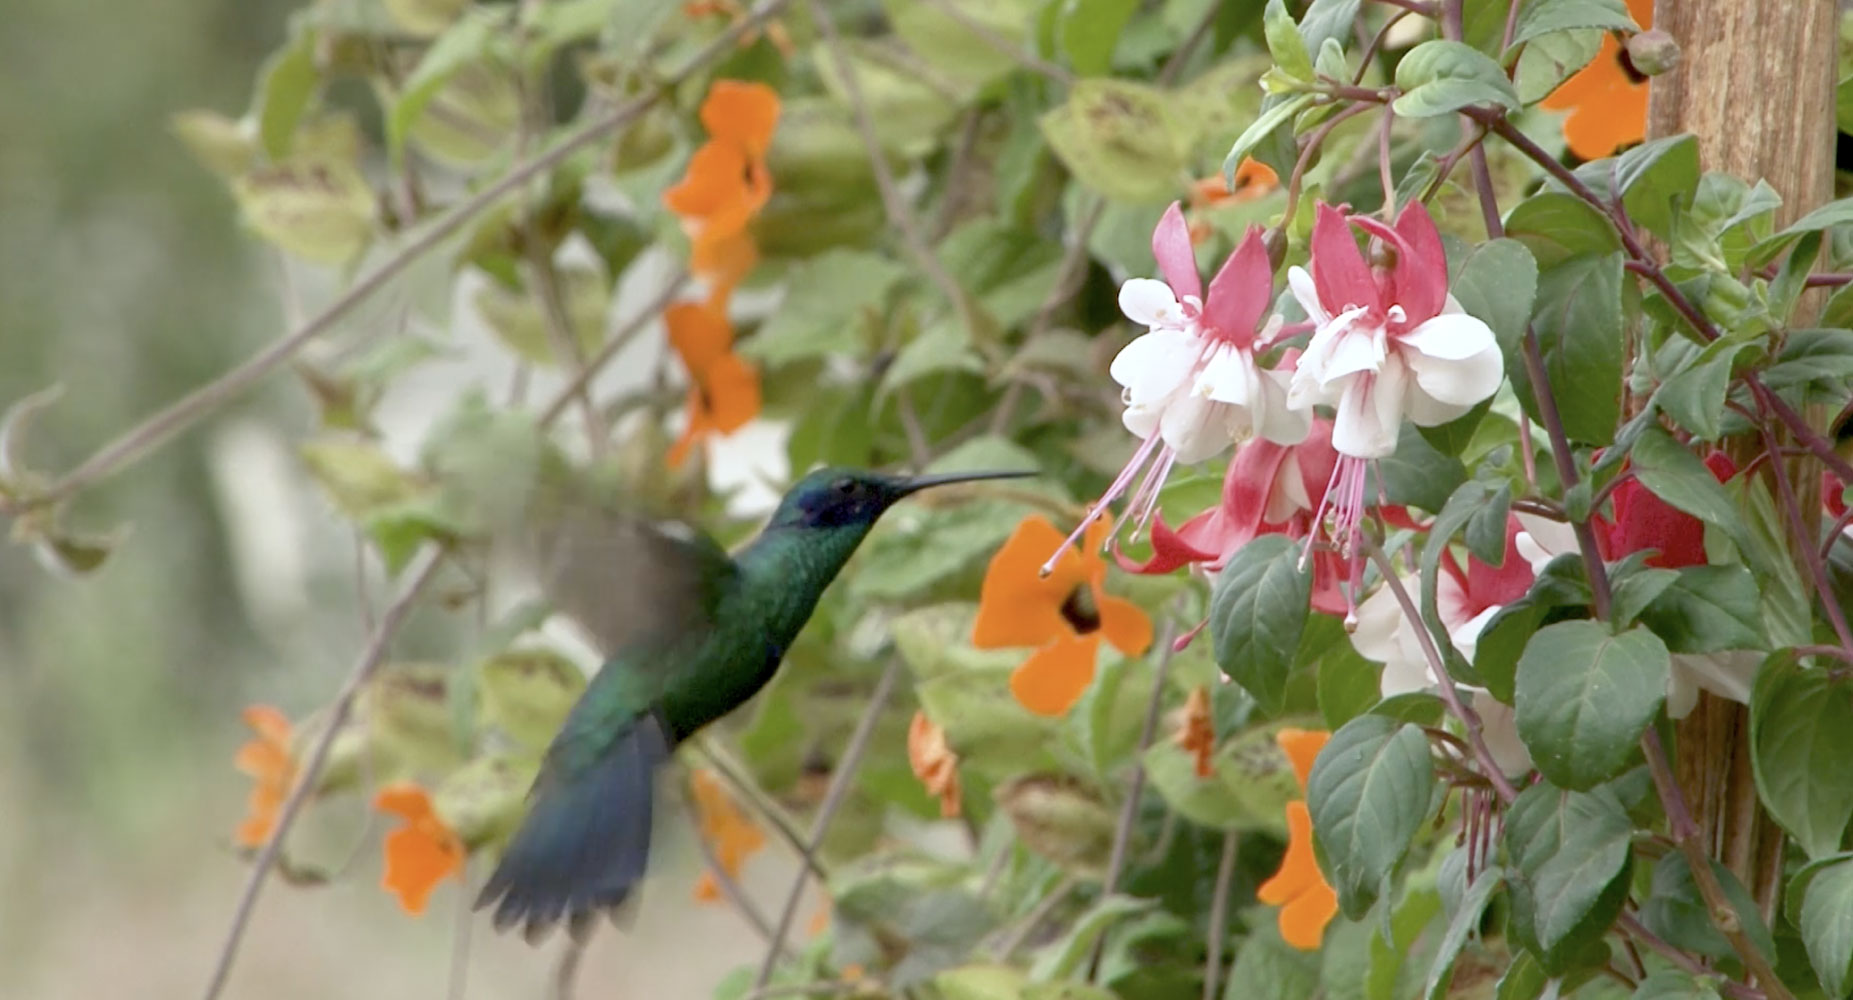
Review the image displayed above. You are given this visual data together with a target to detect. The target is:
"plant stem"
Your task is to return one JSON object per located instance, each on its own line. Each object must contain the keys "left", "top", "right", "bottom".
{"left": 1361, "top": 537, "right": 1519, "bottom": 803}
{"left": 752, "top": 659, "right": 902, "bottom": 990}
{"left": 14, "top": 0, "right": 795, "bottom": 514}
{"left": 202, "top": 544, "right": 447, "bottom": 1000}
{"left": 1201, "top": 830, "right": 1240, "bottom": 1000}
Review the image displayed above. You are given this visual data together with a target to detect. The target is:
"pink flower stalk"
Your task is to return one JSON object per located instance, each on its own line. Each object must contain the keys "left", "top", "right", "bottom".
{"left": 1286, "top": 201, "right": 1503, "bottom": 556}
{"left": 1045, "top": 204, "right": 1305, "bottom": 572}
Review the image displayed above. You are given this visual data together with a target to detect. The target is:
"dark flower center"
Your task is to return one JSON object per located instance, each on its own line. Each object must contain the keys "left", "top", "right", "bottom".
{"left": 1060, "top": 584, "right": 1102, "bottom": 634}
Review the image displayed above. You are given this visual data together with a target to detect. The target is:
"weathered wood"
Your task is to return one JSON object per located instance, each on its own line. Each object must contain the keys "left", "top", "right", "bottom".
{"left": 1646, "top": 0, "right": 1836, "bottom": 915}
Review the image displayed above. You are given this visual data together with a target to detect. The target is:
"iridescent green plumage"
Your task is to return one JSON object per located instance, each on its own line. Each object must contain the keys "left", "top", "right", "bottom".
{"left": 474, "top": 466, "right": 1029, "bottom": 941}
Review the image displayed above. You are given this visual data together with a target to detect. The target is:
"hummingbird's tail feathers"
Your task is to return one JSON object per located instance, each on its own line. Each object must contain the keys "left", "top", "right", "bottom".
{"left": 474, "top": 713, "right": 670, "bottom": 943}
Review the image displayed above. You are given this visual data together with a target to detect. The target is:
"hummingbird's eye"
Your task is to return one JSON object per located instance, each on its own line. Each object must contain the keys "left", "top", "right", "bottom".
{"left": 831, "top": 477, "right": 859, "bottom": 497}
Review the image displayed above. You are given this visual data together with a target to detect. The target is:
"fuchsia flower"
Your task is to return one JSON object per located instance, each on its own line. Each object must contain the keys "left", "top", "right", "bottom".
{"left": 1114, "top": 418, "right": 1349, "bottom": 616}
{"left": 1048, "top": 204, "right": 1305, "bottom": 571}
{"left": 1352, "top": 518, "right": 1544, "bottom": 775}
{"left": 1287, "top": 202, "right": 1503, "bottom": 556}
{"left": 1592, "top": 451, "right": 1759, "bottom": 715}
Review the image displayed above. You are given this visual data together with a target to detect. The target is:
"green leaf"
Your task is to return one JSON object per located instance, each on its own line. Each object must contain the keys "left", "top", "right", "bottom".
{"left": 1792, "top": 855, "right": 1853, "bottom": 997}
{"left": 1508, "top": 0, "right": 1637, "bottom": 48}
{"left": 1503, "top": 782, "right": 1633, "bottom": 970}
{"left": 1319, "top": 631, "right": 1385, "bottom": 730}
{"left": 1449, "top": 238, "right": 1540, "bottom": 359}
{"left": 1057, "top": 0, "right": 1138, "bottom": 76}
{"left": 1465, "top": 483, "right": 1514, "bottom": 568}
{"left": 1504, "top": 192, "right": 1621, "bottom": 269}
{"left": 1651, "top": 338, "right": 1745, "bottom": 441}
{"left": 1753, "top": 196, "right": 1853, "bottom": 267}
{"left": 1517, "top": 252, "right": 1624, "bottom": 445}
{"left": 1568, "top": 134, "right": 1699, "bottom": 239}
{"left": 1762, "top": 328, "right": 1853, "bottom": 391}
{"left": 746, "top": 249, "right": 906, "bottom": 365}
{"left": 1514, "top": 621, "right": 1668, "bottom": 790}
{"left": 1513, "top": 27, "right": 1602, "bottom": 105}
{"left": 1639, "top": 851, "right": 1776, "bottom": 963}
{"left": 252, "top": 29, "right": 318, "bottom": 162}
{"left": 1227, "top": 919, "right": 1322, "bottom": 999}
{"left": 1209, "top": 535, "right": 1313, "bottom": 714}
{"left": 1305, "top": 715, "right": 1435, "bottom": 918}
{"left": 1372, "top": 426, "right": 1468, "bottom": 513}
{"left": 1297, "top": 0, "right": 1363, "bottom": 57}
{"left": 1628, "top": 425, "right": 1750, "bottom": 553}
{"left": 387, "top": 9, "right": 502, "bottom": 161}
{"left": 1606, "top": 560, "right": 1678, "bottom": 629}
{"left": 1495, "top": 951, "right": 1551, "bottom": 999}
{"left": 1751, "top": 653, "right": 1853, "bottom": 860}
{"left": 1631, "top": 970, "right": 1723, "bottom": 1000}
{"left": 1635, "top": 565, "right": 1766, "bottom": 654}
{"left": 1144, "top": 722, "right": 1303, "bottom": 834}
{"left": 1042, "top": 79, "right": 1192, "bottom": 202}
{"left": 1028, "top": 894, "right": 1154, "bottom": 981}
{"left": 1392, "top": 41, "right": 1521, "bottom": 118}
{"left": 1263, "top": 0, "right": 1313, "bottom": 81}
{"left": 1426, "top": 869, "right": 1503, "bottom": 1000}
{"left": 887, "top": 0, "right": 1036, "bottom": 95}
{"left": 1223, "top": 93, "right": 1315, "bottom": 182}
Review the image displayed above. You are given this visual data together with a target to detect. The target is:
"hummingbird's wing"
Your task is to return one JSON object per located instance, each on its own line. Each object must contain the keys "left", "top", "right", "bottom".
{"left": 511, "top": 473, "right": 738, "bottom": 658}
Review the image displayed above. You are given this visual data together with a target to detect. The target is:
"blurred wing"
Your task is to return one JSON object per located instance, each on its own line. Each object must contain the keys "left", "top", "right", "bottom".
{"left": 511, "top": 476, "right": 738, "bottom": 659}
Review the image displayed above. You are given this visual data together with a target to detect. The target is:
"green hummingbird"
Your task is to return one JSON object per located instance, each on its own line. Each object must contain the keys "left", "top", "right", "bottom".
{"left": 473, "top": 465, "right": 1032, "bottom": 941}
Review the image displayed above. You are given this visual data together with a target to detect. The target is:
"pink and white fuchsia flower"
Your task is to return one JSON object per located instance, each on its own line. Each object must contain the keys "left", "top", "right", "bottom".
{"left": 1287, "top": 201, "right": 1504, "bottom": 554}
{"left": 1048, "top": 204, "right": 1305, "bottom": 571}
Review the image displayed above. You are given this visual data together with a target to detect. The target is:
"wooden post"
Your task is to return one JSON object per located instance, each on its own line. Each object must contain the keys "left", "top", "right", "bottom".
{"left": 1645, "top": 0, "right": 1836, "bottom": 912}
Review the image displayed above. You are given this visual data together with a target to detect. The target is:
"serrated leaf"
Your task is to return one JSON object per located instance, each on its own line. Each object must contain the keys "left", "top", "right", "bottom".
{"left": 1504, "top": 782, "right": 1632, "bottom": 969}
{"left": 1635, "top": 565, "right": 1765, "bottom": 654}
{"left": 1751, "top": 653, "right": 1853, "bottom": 860}
{"left": 1305, "top": 715, "right": 1434, "bottom": 918}
{"left": 747, "top": 249, "right": 906, "bottom": 365}
{"left": 1515, "top": 621, "right": 1668, "bottom": 790}
{"left": 1517, "top": 252, "right": 1623, "bottom": 445}
{"left": 1392, "top": 41, "right": 1520, "bottom": 118}
{"left": 1209, "top": 535, "right": 1312, "bottom": 713}
{"left": 1793, "top": 855, "right": 1853, "bottom": 997}
{"left": 1508, "top": 0, "right": 1637, "bottom": 48}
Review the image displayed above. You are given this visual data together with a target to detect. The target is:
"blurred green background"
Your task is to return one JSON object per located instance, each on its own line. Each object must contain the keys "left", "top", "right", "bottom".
{"left": 0, "top": 1, "right": 770, "bottom": 996}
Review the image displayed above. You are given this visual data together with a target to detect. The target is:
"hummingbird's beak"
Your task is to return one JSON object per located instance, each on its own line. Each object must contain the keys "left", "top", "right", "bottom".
{"left": 890, "top": 468, "right": 1037, "bottom": 497}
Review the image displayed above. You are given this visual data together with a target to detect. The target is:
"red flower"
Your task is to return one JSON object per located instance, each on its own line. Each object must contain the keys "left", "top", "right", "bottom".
{"left": 1595, "top": 451, "right": 1735, "bottom": 569}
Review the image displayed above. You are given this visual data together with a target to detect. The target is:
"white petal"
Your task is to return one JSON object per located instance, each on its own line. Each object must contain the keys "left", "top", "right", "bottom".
{"left": 1514, "top": 513, "right": 1577, "bottom": 574}
{"left": 1405, "top": 342, "right": 1505, "bottom": 410}
{"left": 1400, "top": 376, "right": 1475, "bottom": 427}
{"left": 1121, "top": 402, "right": 1161, "bottom": 439}
{"left": 1255, "top": 367, "right": 1313, "bottom": 446}
{"left": 1110, "top": 329, "right": 1198, "bottom": 402}
{"left": 1398, "top": 311, "right": 1498, "bottom": 362}
{"left": 1118, "top": 278, "right": 1187, "bottom": 328}
{"left": 1161, "top": 394, "right": 1234, "bottom": 464}
{"left": 1352, "top": 581, "right": 1415, "bottom": 673}
{"left": 1672, "top": 651, "right": 1760, "bottom": 705}
{"left": 1448, "top": 605, "right": 1503, "bottom": 663}
{"left": 1471, "top": 691, "right": 1534, "bottom": 776}
{"left": 1666, "top": 671, "right": 1700, "bottom": 720}
{"left": 1331, "top": 372, "right": 1398, "bottom": 459}
{"left": 1287, "top": 266, "right": 1329, "bottom": 325}
{"left": 1198, "top": 345, "right": 1255, "bottom": 405}
{"left": 1318, "top": 314, "right": 1388, "bottom": 383}
{"left": 1267, "top": 451, "right": 1314, "bottom": 522}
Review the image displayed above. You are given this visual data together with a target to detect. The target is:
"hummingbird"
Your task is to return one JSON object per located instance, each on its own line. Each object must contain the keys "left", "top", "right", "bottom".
{"left": 473, "top": 465, "right": 1032, "bottom": 941}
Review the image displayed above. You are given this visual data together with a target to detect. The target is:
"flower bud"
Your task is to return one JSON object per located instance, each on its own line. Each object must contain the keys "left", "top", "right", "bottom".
{"left": 433, "top": 754, "right": 537, "bottom": 849}
{"left": 993, "top": 774, "right": 1115, "bottom": 874}
{"left": 1624, "top": 29, "right": 1680, "bottom": 78}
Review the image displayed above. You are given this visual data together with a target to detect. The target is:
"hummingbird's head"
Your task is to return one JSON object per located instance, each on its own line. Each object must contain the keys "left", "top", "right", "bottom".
{"left": 769, "top": 466, "right": 1035, "bottom": 530}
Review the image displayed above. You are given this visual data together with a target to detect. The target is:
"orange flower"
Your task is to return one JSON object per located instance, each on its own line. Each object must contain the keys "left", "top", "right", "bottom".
{"left": 663, "top": 79, "right": 780, "bottom": 302}
{"left": 907, "top": 711, "right": 962, "bottom": 818}
{"left": 374, "top": 782, "right": 465, "bottom": 915}
{"left": 1539, "top": 0, "right": 1652, "bottom": 160}
{"left": 233, "top": 705, "right": 296, "bottom": 848}
{"left": 665, "top": 301, "right": 761, "bottom": 466}
{"left": 690, "top": 768, "right": 766, "bottom": 903}
{"left": 807, "top": 898, "right": 832, "bottom": 937}
{"left": 973, "top": 515, "right": 1154, "bottom": 717}
{"left": 1187, "top": 159, "right": 1280, "bottom": 245}
{"left": 682, "top": 1, "right": 795, "bottom": 56}
{"left": 1257, "top": 727, "right": 1336, "bottom": 950}
{"left": 1172, "top": 686, "right": 1216, "bottom": 778}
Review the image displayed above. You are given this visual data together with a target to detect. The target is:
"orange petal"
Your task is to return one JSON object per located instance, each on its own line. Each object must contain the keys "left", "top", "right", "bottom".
{"left": 807, "top": 899, "right": 832, "bottom": 936}
{"left": 1560, "top": 76, "right": 1647, "bottom": 160}
{"left": 242, "top": 704, "right": 292, "bottom": 745}
{"left": 1175, "top": 686, "right": 1216, "bottom": 778}
{"left": 972, "top": 516, "right": 1096, "bottom": 649}
{"left": 1233, "top": 157, "right": 1280, "bottom": 195}
{"left": 700, "top": 80, "right": 781, "bottom": 158}
{"left": 1095, "top": 592, "right": 1154, "bottom": 657}
{"left": 664, "top": 141, "right": 754, "bottom": 221}
{"left": 235, "top": 811, "right": 275, "bottom": 849}
{"left": 234, "top": 739, "right": 290, "bottom": 778}
{"left": 374, "top": 782, "right": 437, "bottom": 823}
{"left": 1277, "top": 728, "right": 1330, "bottom": 791}
{"left": 1258, "top": 801, "right": 1322, "bottom": 903}
{"left": 692, "top": 228, "right": 759, "bottom": 294}
{"left": 1538, "top": 33, "right": 1622, "bottom": 111}
{"left": 380, "top": 823, "right": 464, "bottom": 915}
{"left": 693, "top": 871, "right": 723, "bottom": 903}
{"left": 666, "top": 301, "right": 733, "bottom": 370}
{"left": 1278, "top": 875, "right": 1338, "bottom": 950}
{"left": 1010, "top": 634, "right": 1102, "bottom": 717}
{"left": 700, "top": 352, "right": 761, "bottom": 433}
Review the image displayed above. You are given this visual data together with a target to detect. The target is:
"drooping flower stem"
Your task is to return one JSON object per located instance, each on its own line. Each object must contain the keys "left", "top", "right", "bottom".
{"left": 1360, "top": 536, "right": 1518, "bottom": 803}
{"left": 1757, "top": 418, "right": 1853, "bottom": 654}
